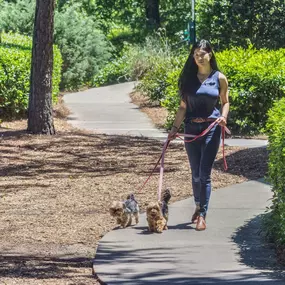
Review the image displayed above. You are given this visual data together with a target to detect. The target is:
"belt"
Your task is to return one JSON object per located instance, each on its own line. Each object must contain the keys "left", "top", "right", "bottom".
{"left": 191, "top": 117, "right": 216, "bottom": 123}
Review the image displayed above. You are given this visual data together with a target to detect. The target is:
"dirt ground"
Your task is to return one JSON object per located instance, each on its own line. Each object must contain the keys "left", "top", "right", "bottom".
{"left": 0, "top": 94, "right": 268, "bottom": 284}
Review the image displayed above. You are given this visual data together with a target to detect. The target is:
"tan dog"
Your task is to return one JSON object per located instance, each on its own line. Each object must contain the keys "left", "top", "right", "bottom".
{"left": 146, "top": 201, "right": 167, "bottom": 233}
{"left": 146, "top": 189, "right": 171, "bottom": 233}
{"left": 109, "top": 194, "right": 139, "bottom": 228}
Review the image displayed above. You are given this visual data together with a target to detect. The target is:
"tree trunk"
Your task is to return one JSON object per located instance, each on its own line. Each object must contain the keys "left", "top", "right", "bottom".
{"left": 28, "top": 0, "right": 55, "bottom": 135}
{"left": 145, "top": 0, "right": 160, "bottom": 30}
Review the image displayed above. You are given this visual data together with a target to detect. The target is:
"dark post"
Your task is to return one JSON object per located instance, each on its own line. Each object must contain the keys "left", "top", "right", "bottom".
{"left": 190, "top": 0, "right": 196, "bottom": 44}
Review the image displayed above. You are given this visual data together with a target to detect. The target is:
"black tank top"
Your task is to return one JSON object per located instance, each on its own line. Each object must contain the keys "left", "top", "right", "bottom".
{"left": 185, "top": 70, "right": 221, "bottom": 120}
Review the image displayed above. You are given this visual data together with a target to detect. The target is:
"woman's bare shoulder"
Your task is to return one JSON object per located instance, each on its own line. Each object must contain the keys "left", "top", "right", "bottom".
{"left": 218, "top": 72, "right": 227, "bottom": 81}
{"left": 218, "top": 72, "right": 228, "bottom": 86}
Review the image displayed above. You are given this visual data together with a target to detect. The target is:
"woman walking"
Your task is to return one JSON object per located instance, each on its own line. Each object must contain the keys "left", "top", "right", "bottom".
{"left": 168, "top": 39, "right": 230, "bottom": 231}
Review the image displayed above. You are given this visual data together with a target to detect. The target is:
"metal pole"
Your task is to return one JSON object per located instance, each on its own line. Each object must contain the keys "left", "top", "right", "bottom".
{"left": 190, "top": 0, "right": 196, "bottom": 44}
{"left": 192, "top": 0, "right": 195, "bottom": 22}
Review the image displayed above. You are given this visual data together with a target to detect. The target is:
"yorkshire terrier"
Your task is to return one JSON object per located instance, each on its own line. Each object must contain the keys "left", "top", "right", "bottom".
{"left": 146, "top": 189, "right": 171, "bottom": 233}
{"left": 109, "top": 194, "right": 139, "bottom": 228}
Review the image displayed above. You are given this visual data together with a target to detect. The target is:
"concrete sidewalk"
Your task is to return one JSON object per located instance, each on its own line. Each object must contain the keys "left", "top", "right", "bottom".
{"left": 93, "top": 180, "right": 284, "bottom": 284}
{"left": 64, "top": 82, "right": 167, "bottom": 139}
{"left": 64, "top": 82, "right": 268, "bottom": 148}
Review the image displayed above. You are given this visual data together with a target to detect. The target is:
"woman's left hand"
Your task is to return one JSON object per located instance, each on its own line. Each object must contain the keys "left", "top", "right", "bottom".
{"left": 217, "top": 116, "right": 227, "bottom": 126}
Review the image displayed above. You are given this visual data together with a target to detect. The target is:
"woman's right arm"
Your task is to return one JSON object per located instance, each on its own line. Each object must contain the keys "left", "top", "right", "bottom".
{"left": 168, "top": 100, "right": 187, "bottom": 140}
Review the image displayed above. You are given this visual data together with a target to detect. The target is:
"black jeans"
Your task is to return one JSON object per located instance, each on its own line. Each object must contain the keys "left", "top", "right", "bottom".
{"left": 184, "top": 122, "right": 221, "bottom": 217}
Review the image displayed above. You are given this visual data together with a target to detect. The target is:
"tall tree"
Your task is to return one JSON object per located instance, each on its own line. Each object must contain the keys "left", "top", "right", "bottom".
{"left": 28, "top": 0, "right": 55, "bottom": 134}
{"left": 145, "top": 0, "right": 160, "bottom": 30}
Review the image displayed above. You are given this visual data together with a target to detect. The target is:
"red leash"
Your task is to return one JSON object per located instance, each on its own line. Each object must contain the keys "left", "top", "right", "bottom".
{"left": 138, "top": 121, "right": 231, "bottom": 198}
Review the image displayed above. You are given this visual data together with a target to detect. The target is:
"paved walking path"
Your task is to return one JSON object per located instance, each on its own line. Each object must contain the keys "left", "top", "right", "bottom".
{"left": 63, "top": 83, "right": 282, "bottom": 284}
{"left": 64, "top": 82, "right": 166, "bottom": 139}
{"left": 93, "top": 180, "right": 284, "bottom": 284}
{"left": 64, "top": 82, "right": 267, "bottom": 147}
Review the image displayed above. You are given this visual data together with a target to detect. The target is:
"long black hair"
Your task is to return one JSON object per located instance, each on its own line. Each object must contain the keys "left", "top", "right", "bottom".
{"left": 178, "top": 39, "right": 219, "bottom": 101}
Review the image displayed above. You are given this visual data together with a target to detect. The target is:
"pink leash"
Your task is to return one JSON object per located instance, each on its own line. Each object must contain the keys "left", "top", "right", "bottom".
{"left": 138, "top": 120, "right": 231, "bottom": 201}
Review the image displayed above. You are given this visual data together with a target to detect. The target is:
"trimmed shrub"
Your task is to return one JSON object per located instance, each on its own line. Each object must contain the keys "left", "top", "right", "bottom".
{"left": 217, "top": 47, "right": 285, "bottom": 134}
{"left": 0, "top": 32, "right": 62, "bottom": 118}
{"left": 265, "top": 97, "right": 285, "bottom": 247}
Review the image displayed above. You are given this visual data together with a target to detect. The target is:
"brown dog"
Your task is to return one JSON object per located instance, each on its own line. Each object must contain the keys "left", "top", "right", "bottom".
{"left": 146, "top": 189, "right": 171, "bottom": 233}
{"left": 109, "top": 194, "right": 139, "bottom": 228}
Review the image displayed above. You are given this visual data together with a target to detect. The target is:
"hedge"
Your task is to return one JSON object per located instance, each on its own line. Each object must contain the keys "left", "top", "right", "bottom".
{"left": 217, "top": 47, "right": 285, "bottom": 134}
{"left": 0, "top": 32, "right": 62, "bottom": 118}
{"left": 265, "top": 97, "right": 285, "bottom": 247}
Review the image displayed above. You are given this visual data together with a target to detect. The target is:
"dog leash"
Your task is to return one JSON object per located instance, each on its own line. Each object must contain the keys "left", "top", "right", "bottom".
{"left": 157, "top": 121, "right": 231, "bottom": 201}
{"left": 138, "top": 120, "right": 231, "bottom": 199}
{"left": 175, "top": 121, "right": 231, "bottom": 171}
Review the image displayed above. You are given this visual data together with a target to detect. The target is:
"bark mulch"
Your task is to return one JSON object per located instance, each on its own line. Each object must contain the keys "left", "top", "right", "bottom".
{"left": 0, "top": 100, "right": 268, "bottom": 284}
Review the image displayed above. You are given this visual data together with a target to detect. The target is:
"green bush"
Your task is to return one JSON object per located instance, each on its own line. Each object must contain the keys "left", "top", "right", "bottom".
{"left": 137, "top": 57, "right": 176, "bottom": 103}
{"left": 265, "top": 97, "right": 285, "bottom": 246}
{"left": 0, "top": 0, "right": 112, "bottom": 90}
{"left": 0, "top": 0, "right": 35, "bottom": 35}
{"left": 54, "top": 4, "right": 112, "bottom": 90}
{"left": 217, "top": 47, "right": 285, "bottom": 134}
{"left": 93, "top": 36, "right": 175, "bottom": 88}
{"left": 107, "top": 25, "right": 143, "bottom": 55}
{"left": 92, "top": 55, "right": 131, "bottom": 87}
{"left": 0, "top": 32, "right": 62, "bottom": 118}
{"left": 161, "top": 68, "right": 182, "bottom": 129}
{"left": 139, "top": 46, "right": 285, "bottom": 134}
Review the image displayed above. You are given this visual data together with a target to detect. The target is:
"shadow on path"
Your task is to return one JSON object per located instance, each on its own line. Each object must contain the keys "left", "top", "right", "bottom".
{"left": 232, "top": 214, "right": 285, "bottom": 280}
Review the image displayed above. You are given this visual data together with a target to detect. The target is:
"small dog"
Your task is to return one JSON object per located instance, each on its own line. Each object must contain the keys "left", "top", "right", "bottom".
{"left": 109, "top": 194, "right": 139, "bottom": 228}
{"left": 146, "top": 189, "right": 171, "bottom": 233}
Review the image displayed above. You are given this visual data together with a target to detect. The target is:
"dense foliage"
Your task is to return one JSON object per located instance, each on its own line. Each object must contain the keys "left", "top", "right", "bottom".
{"left": 197, "top": 0, "right": 285, "bottom": 50}
{"left": 54, "top": 4, "right": 112, "bottom": 89}
{"left": 266, "top": 98, "right": 285, "bottom": 247}
{"left": 93, "top": 36, "right": 175, "bottom": 87}
{"left": 217, "top": 47, "right": 285, "bottom": 134}
{"left": 0, "top": 32, "right": 62, "bottom": 117}
{"left": 137, "top": 46, "right": 285, "bottom": 134}
{"left": 0, "top": 0, "right": 35, "bottom": 35}
{"left": 0, "top": 0, "right": 112, "bottom": 89}
{"left": 1, "top": 0, "right": 284, "bottom": 90}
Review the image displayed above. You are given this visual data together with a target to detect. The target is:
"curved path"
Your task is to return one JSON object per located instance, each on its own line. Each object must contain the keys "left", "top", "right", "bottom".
{"left": 64, "top": 82, "right": 267, "bottom": 147}
{"left": 64, "top": 82, "right": 166, "bottom": 139}
{"left": 64, "top": 83, "right": 281, "bottom": 284}
{"left": 93, "top": 180, "right": 284, "bottom": 284}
